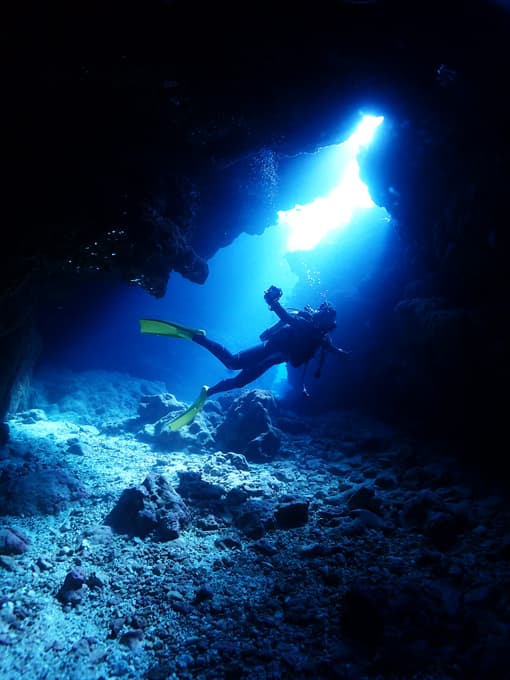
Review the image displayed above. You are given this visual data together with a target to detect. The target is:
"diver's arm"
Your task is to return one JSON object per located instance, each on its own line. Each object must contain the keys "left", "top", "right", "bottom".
{"left": 314, "top": 336, "right": 350, "bottom": 379}
{"left": 263, "top": 286, "right": 303, "bottom": 326}
{"left": 268, "top": 299, "right": 303, "bottom": 326}
{"left": 322, "top": 334, "right": 351, "bottom": 358}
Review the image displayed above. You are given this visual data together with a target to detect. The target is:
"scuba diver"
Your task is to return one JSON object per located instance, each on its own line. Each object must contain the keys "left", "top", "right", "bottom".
{"left": 140, "top": 286, "right": 351, "bottom": 430}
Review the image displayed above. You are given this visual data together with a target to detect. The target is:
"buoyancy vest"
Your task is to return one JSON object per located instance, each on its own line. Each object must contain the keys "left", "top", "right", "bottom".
{"left": 259, "top": 309, "right": 325, "bottom": 368}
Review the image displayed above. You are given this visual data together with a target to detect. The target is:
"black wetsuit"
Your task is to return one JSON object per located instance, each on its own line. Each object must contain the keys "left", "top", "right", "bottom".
{"left": 193, "top": 300, "right": 341, "bottom": 396}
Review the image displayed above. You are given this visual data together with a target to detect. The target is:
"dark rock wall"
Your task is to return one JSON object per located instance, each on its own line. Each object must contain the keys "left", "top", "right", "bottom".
{"left": 356, "top": 34, "right": 510, "bottom": 453}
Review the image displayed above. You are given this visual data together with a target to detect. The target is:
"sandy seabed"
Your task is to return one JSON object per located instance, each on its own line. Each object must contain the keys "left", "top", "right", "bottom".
{"left": 1, "top": 370, "right": 509, "bottom": 680}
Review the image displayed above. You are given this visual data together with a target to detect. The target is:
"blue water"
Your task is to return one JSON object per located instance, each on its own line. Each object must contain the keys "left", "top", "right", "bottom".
{"left": 36, "top": 124, "right": 400, "bottom": 407}
{"left": 36, "top": 204, "right": 396, "bottom": 405}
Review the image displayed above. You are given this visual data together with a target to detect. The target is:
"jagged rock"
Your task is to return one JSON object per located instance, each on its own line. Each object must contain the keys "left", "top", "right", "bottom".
{"left": 104, "top": 473, "right": 190, "bottom": 541}
{"left": 0, "top": 527, "right": 31, "bottom": 555}
{"left": 120, "top": 629, "right": 144, "bottom": 650}
{"left": 225, "top": 486, "right": 253, "bottom": 507}
{"left": 215, "top": 389, "right": 282, "bottom": 460}
{"left": 233, "top": 499, "right": 277, "bottom": 539}
{"left": 56, "top": 568, "right": 88, "bottom": 606}
{"left": 16, "top": 409, "right": 48, "bottom": 424}
{"left": 151, "top": 410, "right": 216, "bottom": 451}
{"left": 216, "top": 390, "right": 277, "bottom": 447}
{"left": 137, "top": 393, "right": 184, "bottom": 424}
{"left": 101, "top": 416, "right": 142, "bottom": 435}
{"left": 176, "top": 471, "right": 225, "bottom": 503}
{"left": 243, "top": 427, "right": 282, "bottom": 463}
{"left": 65, "top": 439, "right": 93, "bottom": 456}
{"left": 213, "top": 451, "right": 250, "bottom": 472}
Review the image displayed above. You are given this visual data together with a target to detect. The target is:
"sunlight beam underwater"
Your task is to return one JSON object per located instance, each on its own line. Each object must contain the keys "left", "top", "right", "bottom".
{"left": 278, "top": 114, "right": 384, "bottom": 252}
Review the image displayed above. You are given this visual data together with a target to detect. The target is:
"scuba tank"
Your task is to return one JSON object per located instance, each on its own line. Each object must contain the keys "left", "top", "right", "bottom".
{"left": 259, "top": 307, "right": 312, "bottom": 341}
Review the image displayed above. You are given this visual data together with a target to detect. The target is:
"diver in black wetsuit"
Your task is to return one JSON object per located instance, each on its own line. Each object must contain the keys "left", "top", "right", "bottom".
{"left": 140, "top": 286, "right": 351, "bottom": 430}
{"left": 192, "top": 285, "right": 350, "bottom": 396}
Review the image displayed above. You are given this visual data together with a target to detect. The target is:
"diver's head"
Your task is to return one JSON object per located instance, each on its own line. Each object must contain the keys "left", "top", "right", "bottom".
{"left": 313, "top": 301, "right": 336, "bottom": 331}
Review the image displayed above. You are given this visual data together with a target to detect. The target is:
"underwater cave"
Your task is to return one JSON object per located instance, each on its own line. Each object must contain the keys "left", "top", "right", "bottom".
{"left": 1, "top": 2, "right": 510, "bottom": 678}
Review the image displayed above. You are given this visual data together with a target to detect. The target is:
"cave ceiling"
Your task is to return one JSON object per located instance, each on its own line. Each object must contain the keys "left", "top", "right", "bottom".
{"left": 5, "top": 0, "right": 508, "bottom": 303}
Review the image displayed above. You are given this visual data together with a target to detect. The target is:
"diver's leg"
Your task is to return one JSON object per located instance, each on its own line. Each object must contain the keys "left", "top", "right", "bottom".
{"left": 192, "top": 334, "right": 239, "bottom": 369}
{"left": 193, "top": 336, "right": 272, "bottom": 370}
{"left": 207, "top": 355, "right": 283, "bottom": 396}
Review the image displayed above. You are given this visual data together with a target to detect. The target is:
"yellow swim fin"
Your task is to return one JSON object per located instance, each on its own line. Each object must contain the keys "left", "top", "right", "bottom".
{"left": 139, "top": 318, "right": 205, "bottom": 341}
{"left": 167, "top": 386, "right": 209, "bottom": 431}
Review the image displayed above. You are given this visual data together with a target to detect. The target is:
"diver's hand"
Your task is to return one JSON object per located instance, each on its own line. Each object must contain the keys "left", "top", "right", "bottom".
{"left": 339, "top": 348, "right": 352, "bottom": 359}
{"left": 264, "top": 285, "right": 283, "bottom": 305}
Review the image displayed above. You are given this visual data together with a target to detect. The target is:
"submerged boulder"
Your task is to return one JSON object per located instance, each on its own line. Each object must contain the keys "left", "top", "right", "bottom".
{"left": 215, "top": 389, "right": 282, "bottom": 460}
{"left": 104, "top": 473, "right": 190, "bottom": 541}
{"left": 0, "top": 526, "right": 31, "bottom": 555}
